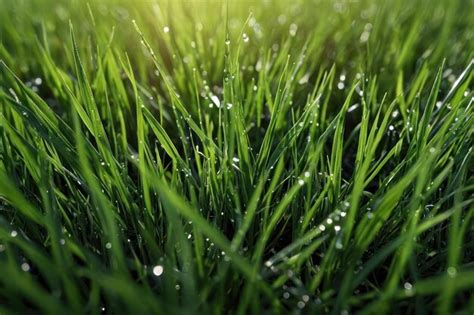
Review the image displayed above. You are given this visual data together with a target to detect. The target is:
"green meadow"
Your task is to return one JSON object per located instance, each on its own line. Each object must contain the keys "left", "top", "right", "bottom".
{"left": 0, "top": 0, "right": 473, "bottom": 313}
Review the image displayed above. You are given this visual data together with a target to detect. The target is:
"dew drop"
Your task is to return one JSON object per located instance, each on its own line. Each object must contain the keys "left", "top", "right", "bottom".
{"left": 447, "top": 267, "right": 457, "bottom": 278}
{"left": 21, "top": 262, "right": 30, "bottom": 272}
{"left": 210, "top": 95, "right": 221, "bottom": 108}
{"left": 289, "top": 23, "right": 298, "bottom": 36}
{"left": 298, "top": 73, "right": 310, "bottom": 85}
{"left": 347, "top": 103, "right": 359, "bottom": 112}
{"left": 277, "top": 15, "right": 287, "bottom": 25}
{"left": 153, "top": 265, "right": 164, "bottom": 276}
{"left": 360, "top": 31, "right": 370, "bottom": 42}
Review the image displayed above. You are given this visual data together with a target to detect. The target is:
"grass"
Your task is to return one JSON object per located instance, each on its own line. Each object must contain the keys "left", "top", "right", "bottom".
{"left": 0, "top": 0, "right": 473, "bottom": 313}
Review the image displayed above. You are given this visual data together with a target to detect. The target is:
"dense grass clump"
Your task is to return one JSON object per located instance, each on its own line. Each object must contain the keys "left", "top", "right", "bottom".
{"left": 0, "top": 0, "right": 473, "bottom": 313}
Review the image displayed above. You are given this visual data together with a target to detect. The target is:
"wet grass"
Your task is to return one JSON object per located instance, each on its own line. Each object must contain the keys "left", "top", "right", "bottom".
{"left": 0, "top": 0, "right": 473, "bottom": 313}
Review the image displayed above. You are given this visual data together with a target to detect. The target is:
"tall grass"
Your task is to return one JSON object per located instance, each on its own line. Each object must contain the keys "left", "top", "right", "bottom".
{"left": 0, "top": 0, "right": 473, "bottom": 313}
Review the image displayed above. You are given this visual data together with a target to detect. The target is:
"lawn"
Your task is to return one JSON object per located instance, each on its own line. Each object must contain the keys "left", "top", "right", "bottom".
{"left": 0, "top": 0, "right": 473, "bottom": 313}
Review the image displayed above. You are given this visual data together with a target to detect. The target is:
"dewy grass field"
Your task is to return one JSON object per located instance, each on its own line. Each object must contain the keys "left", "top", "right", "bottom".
{"left": 0, "top": 0, "right": 473, "bottom": 313}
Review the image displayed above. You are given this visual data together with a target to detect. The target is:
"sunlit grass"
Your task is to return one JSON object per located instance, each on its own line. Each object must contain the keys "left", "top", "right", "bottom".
{"left": 0, "top": 0, "right": 473, "bottom": 313}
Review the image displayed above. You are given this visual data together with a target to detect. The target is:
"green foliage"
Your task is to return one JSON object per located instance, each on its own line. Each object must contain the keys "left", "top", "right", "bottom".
{"left": 0, "top": 0, "right": 473, "bottom": 313}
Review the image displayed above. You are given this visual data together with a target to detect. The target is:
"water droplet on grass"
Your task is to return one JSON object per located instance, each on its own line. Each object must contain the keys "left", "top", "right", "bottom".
{"left": 360, "top": 31, "right": 370, "bottom": 42}
{"left": 210, "top": 95, "right": 221, "bottom": 108}
{"left": 447, "top": 267, "right": 457, "bottom": 278}
{"left": 153, "top": 265, "right": 164, "bottom": 276}
{"left": 277, "top": 15, "right": 287, "bottom": 25}
{"left": 21, "top": 262, "right": 30, "bottom": 272}
{"left": 347, "top": 103, "right": 359, "bottom": 112}
{"left": 289, "top": 23, "right": 298, "bottom": 36}
{"left": 298, "top": 73, "right": 310, "bottom": 85}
